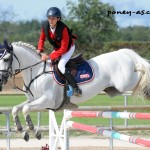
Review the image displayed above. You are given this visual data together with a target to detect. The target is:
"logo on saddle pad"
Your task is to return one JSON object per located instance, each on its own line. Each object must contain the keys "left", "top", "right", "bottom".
{"left": 80, "top": 74, "right": 90, "bottom": 79}
{"left": 53, "top": 61, "right": 94, "bottom": 85}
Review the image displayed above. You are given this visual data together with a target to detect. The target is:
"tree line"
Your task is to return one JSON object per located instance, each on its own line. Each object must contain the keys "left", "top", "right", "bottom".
{"left": 0, "top": 0, "right": 150, "bottom": 59}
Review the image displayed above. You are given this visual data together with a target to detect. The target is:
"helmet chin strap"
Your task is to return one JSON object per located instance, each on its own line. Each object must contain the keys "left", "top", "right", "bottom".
{"left": 50, "top": 22, "right": 57, "bottom": 29}
{"left": 50, "top": 25, "right": 56, "bottom": 29}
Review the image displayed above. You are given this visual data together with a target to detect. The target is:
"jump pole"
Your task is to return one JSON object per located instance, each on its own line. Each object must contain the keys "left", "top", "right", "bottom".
{"left": 65, "top": 110, "right": 150, "bottom": 150}
{"left": 49, "top": 108, "right": 150, "bottom": 150}
{"left": 77, "top": 105, "right": 150, "bottom": 111}
{"left": 66, "top": 110, "right": 150, "bottom": 119}
{"left": 67, "top": 121, "right": 150, "bottom": 148}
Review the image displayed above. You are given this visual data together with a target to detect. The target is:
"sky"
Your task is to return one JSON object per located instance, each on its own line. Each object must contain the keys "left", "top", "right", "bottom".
{"left": 0, "top": 0, "right": 150, "bottom": 27}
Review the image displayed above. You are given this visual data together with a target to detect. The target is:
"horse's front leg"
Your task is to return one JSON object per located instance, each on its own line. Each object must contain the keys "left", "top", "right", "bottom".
{"left": 12, "top": 101, "right": 29, "bottom": 131}
{"left": 22, "top": 92, "right": 55, "bottom": 138}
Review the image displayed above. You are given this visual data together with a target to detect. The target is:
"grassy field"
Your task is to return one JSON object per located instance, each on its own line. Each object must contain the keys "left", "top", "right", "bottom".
{"left": 0, "top": 94, "right": 150, "bottom": 127}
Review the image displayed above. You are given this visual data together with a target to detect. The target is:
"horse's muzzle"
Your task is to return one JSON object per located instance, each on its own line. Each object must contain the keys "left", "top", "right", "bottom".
{"left": 0, "top": 72, "right": 9, "bottom": 86}
{"left": 0, "top": 75, "right": 3, "bottom": 91}
{"left": 0, "top": 85, "right": 2, "bottom": 91}
{"left": 0, "top": 73, "right": 9, "bottom": 92}
{"left": 0, "top": 74, "right": 3, "bottom": 85}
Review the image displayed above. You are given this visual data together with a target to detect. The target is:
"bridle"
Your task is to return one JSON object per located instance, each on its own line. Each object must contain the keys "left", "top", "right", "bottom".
{"left": 0, "top": 49, "right": 14, "bottom": 85}
{"left": 13, "top": 54, "right": 54, "bottom": 97}
{"left": 0, "top": 47, "right": 53, "bottom": 97}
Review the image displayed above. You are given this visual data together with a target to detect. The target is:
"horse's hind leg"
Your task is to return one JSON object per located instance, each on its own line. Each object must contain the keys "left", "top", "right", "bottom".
{"left": 12, "top": 101, "right": 29, "bottom": 131}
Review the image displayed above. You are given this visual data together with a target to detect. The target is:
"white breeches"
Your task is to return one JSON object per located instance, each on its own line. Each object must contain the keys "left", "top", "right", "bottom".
{"left": 58, "top": 45, "right": 75, "bottom": 74}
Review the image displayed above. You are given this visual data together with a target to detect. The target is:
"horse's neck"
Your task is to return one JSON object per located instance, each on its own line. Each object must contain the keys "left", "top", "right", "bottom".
{"left": 13, "top": 44, "right": 43, "bottom": 85}
{"left": 13, "top": 45, "right": 40, "bottom": 68}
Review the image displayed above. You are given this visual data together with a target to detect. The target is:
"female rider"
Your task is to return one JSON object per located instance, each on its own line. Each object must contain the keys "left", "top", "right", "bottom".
{"left": 37, "top": 7, "right": 82, "bottom": 97}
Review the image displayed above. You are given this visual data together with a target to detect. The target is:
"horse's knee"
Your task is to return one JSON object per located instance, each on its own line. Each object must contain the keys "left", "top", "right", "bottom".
{"left": 12, "top": 106, "right": 19, "bottom": 116}
{"left": 22, "top": 105, "right": 29, "bottom": 116}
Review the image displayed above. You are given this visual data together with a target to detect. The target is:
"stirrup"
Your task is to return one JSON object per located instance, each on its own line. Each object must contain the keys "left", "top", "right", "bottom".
{"left": 73, "top": 87, "right": 82, "bottom": 97}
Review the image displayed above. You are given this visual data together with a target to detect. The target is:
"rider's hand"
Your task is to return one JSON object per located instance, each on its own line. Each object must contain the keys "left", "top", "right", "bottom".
{"left": 37, "top": 50, "right": 42, "bottom": 54}
{"left": 41, "top": 54, "right": 49, "bottom": 61}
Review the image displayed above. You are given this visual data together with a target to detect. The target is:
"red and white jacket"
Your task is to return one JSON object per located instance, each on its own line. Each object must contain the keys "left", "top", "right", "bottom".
{"left": 38, "top": 26, "right": 73, "bottom": 61}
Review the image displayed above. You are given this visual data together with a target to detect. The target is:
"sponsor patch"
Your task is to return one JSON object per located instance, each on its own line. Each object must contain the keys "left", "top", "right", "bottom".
{"left": 80, "top": 74, "right": 90, "bottom": 79}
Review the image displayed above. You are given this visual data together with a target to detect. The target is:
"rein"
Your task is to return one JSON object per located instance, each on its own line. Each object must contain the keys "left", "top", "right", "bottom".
{"left": 14, "top": 61, "right": 43, "bottom": 75}
{"left": 13, "top": 60, "right": 54, "bottom": 97}
{"left": 0, "top": 45, "right": 54, "bottom": 97}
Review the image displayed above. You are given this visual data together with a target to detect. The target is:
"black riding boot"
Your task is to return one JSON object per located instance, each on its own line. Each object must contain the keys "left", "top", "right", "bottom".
{"left": 64, "top": 69, "right": 82, "bottom": 97}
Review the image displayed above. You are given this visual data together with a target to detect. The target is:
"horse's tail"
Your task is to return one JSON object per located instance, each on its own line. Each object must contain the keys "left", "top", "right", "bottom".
{"left": 120, "top": 49, "right": 150, "bottom": 99}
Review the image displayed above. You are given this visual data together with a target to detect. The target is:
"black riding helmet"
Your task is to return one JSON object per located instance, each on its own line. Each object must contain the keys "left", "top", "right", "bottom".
{"left": 47, "top": 7, "right": 61, "bottom": 18}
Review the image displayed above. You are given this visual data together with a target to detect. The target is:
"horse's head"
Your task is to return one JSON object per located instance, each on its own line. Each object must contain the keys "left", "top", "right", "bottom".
{"left": 0, "top": 40, "right": 13, "bottom": 91}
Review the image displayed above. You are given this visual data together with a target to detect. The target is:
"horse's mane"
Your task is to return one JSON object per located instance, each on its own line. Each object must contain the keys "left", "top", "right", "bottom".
{"left": 12, "top": 41, "right": 37, "bottom": 51}
{"left": 12, "top": 41, "right": 41, "bottom": 59}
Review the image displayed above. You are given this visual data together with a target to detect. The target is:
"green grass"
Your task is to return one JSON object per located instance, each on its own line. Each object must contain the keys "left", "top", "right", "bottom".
{"left": 0, "top": 94, "right": 150, "bottom": 127}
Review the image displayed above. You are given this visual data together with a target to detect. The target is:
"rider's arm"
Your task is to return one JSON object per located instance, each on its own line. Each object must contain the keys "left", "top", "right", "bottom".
{"left": 37, "top": 28, "right": 46, "bottom": 52}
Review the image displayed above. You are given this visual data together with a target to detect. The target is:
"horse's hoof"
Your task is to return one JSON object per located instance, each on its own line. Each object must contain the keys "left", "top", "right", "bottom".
{"left": 35, "top": 130, "right": 41, "bottom": 140}
{"left": 14, "top": 116, "right": 22, "bottom": 131}
{"left": 26, "top": 115, "right": 34, "bottom": 130}
{"left": 22, "top": 131, "right": 29, "bottom": 142}
{"left": 16, "top": 125, "right": 22, "bottom": 131}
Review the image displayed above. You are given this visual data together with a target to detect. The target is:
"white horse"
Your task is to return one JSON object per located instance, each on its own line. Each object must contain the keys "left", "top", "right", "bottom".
{"left": 0, "top": 40, "right": 150, "bottom": 141}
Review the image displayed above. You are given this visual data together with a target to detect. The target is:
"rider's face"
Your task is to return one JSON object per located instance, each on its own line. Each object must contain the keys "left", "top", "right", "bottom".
{"left": 48, "top": 17, "right": 60, "bottom": 28}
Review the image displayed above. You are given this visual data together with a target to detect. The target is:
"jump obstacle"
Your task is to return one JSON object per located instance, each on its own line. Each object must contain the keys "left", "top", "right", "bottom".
{"left": 1, "top": 106, "right": 150, "bottom": 150}
{"left": 0, "top": 105, "right": 150, "bottom": 150}
{"left": 0, "top": 107, "right": 46, "bottom": 150}
{"left": 49, "top": 109, "right": 150, "bottom": 150}
{"left": 67, "top": 121, "right": 150, "bottom": 147}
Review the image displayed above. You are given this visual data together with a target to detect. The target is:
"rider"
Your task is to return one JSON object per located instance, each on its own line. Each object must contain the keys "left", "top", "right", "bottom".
{"left": 37, "top": 7, "right": 82, "bottom": 97}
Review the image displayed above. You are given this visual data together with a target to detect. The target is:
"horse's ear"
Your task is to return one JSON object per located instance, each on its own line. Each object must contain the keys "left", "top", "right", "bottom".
{"left": 4, "top": 39, "right": 9, "bottom": 48}
{"left": 4, "top": 39, "right": 13, "bottom": 52}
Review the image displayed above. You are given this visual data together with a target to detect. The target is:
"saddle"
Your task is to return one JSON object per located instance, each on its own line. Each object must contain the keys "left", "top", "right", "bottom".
{"left": 53, "top": 53, "right": 85, "bottom": 80}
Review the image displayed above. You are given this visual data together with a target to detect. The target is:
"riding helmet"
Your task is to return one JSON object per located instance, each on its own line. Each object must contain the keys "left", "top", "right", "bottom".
{"left": 47, "top": 7, "right": 61, "bottom": 18}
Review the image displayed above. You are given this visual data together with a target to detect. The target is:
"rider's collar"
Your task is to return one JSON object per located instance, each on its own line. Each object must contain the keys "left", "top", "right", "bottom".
{"left": 50, "top": 26, "right": 56, "bottom": 29}
{"left": 50, "top": 26, "right": 56, "bottom": 34}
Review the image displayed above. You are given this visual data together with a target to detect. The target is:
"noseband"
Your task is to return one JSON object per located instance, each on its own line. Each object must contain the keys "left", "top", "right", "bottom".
{"left": 0, "top": 49, "right": 13, "bottom": 85}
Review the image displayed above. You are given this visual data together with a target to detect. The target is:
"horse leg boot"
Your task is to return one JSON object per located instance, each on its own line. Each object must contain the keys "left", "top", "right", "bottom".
{"left": 64, "top": 69, "right": 82, "bottom": 97}
{"left": 12, "top": 107, "right": 22, "bottom": 131}
{"left": 12, "top": 101, "right": 29, "bottom": 131}
{"left": 22, "top": 105, "right": 34, "bottom": 130}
